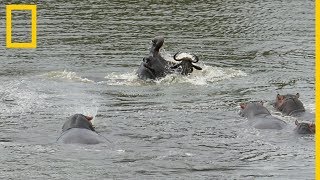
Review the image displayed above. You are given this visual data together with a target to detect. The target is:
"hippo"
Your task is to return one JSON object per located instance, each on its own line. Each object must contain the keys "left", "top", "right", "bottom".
{"left": 274, "top": 93, "right": 314, "bottom": 121}
{"left": 240, "top": 102, "right": 287, "bottom": 130}
{"left": 137, "top": 36, "right": 172, "bottom": 80}
{"left": 137, "top": 37, "right": 202, "bottom": 80}
{"left": 57, "top": 114, "right": 105, "bottom": 144}
{"left": 171, "top": 52, "right": 202, "bottom": 75}
{"left": 274, "top": 93, "right": 305, "bottom": 116}
{"left": 294, "top": 120, "right": 315, "bottom": 134}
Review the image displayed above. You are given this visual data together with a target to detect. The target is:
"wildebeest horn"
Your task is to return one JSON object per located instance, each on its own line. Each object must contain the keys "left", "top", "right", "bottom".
{"left": 192, "top": 64, "right": 202, "bottom": 70}
{"left": 173, "top": 52, "right": 182, "bottom": 61}
{"left": 192, "top": 54, "right": 199, "bottom": 63}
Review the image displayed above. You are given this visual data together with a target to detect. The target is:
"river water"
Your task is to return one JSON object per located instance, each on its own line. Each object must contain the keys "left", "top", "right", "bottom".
{"left": 0, "top": 0, "right": 315, "bottom": 179}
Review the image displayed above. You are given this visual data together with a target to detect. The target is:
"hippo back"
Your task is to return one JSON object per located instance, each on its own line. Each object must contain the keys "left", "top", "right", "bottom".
{"left": 251, "top": 116, "right": 286, "bottom": 130}
{"left": 240, "top": 102, "right": 271, "bottom": 118}
{"left": 137, "top": 62, "right": 156, "bottom": 80}
{"left": 58, "top": 114, "right": 104, "bottom": 144}
{"left": 62, "top": 114, "right": 95, "bottom": 132}
{"left": 58, "top": 128, "right": 104, "bottom": 144}
{"left": 137, "top": 56, "right": 168, "bottom": 80}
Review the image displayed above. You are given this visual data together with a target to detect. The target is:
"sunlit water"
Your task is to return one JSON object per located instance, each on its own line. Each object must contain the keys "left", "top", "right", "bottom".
{"left": 0, "top": 1, "right": 314, "bottom": 179}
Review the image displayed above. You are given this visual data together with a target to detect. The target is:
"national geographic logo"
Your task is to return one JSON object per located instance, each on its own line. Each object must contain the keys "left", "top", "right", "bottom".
{"left": 6, "top": 4, "right": 37, "bottom": 48}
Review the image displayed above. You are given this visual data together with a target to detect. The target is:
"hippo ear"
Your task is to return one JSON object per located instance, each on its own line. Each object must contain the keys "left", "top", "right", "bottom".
{"left": 312, "top": 123, "right": 316, "bottom": 133}
{"left": 240, "top": 103, "right": 246, "bottom": 109}
{"left": 259, "top": 101, "right": 264, "bottom": 105}
{"left": 277, "top": 94, "right": 283, "bottom": 100}
{"left": 309, "top": 123, "right": 315, "bottom": 128}
{"left": 295, "top": 120, "right": 299, "bottom": 126}
{"left": 296, "top": 93, "right": 300, "bottom": 98}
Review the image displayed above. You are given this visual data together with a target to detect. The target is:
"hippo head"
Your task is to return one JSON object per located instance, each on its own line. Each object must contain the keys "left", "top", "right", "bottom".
{"left": 275, "top": 93, "right": 300, "bottom": 108}
{"left": 150, "top": 36, "right": 164, "bottom": 54}
{"left": 295, "top": 120, "right": 315, "bottom": 134}
{"left": 274, "top": 93, "right": 305, "bottom": 115}
{"left": 171, "top": 52, "right": 202, "bottom": 75}
{"left": 239, "top": 101, "right": 271, "bottom": 118}
{"left": 62, "top": 114, "right": 95, "bottom": 132}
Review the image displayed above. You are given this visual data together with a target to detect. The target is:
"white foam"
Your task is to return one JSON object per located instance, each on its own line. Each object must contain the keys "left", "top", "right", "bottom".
{"left": 104, "top": 64, "right": 246, "bottom": 86}
{"left": 116, "top": 149, "right": 125, "bottom": 153}
{"left": 305, "top": 103, "right": 315, "bottom": 113}
{"left": 104, "top": 71, "right": 141, "bottom": 86}
{"left": 45, "top": 70, "right": 94, "bottom": 83}
{"left": 0, "top": 80, "right": 48, "bottom": 115}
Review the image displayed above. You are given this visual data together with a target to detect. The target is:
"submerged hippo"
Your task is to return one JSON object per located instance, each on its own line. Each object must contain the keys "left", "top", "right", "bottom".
{"left": 137, "top": 37, "right": 202, "bottom": 80}
{"left": 294, "top": 120, "right": 315, "bottom": 134}
{"left": 240, "top": 102, "right": 287, "bottom": 130}
{"left": 57, "top": 114, "right": 104, "bottom": 144}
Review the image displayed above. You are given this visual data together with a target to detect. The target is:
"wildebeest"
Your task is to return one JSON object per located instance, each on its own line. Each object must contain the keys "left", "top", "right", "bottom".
{"left": 171, "top": 52, "right": 202, "bottom": 75}
{"left": 137, "top": 36, "right": 202, "bottom": 80}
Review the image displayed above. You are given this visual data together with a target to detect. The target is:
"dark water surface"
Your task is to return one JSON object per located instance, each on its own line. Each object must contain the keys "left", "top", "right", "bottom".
{"left": 0, "top": 0, "right": 315, "bottom": 179}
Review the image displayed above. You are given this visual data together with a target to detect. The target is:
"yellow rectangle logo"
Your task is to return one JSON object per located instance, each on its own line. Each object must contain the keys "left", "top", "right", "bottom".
{"left": 6, "top": 4, "right": 37, "bottom": 48}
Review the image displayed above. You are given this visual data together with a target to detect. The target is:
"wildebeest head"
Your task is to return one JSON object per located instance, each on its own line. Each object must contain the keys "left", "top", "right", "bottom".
{"left": 295, "top": 120, "right": 315, "bottom": 134}
{"left": 171, "top": 52, "right": 202, "bottom": 75}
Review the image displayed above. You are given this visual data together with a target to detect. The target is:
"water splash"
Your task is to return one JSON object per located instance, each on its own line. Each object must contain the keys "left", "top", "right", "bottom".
{"left": 0, "top": 79, "right": 48, "bottom": 116}
{"left": 104, "top": 64, "right": 246, "bottom": 86}
{"left": 156, "top": 64, "right": 247, "bottom": 85}
{"left": 104, "top": 71, "right": 142, "bottom": 86}
{"left": 305, "top": 103, "right": 315, "bottom": 113}
{"left": 45, "top": 70, "right": 94, "bottom": 83}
